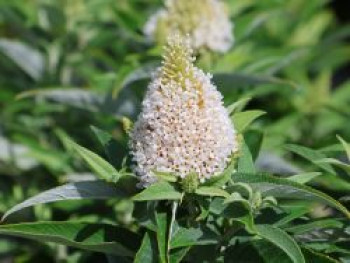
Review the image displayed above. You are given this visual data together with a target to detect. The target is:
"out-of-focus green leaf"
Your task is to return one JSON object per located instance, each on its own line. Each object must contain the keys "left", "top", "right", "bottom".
{"left": 288, "top": 172, "right": 321, "bottom": 184}
{"left": 337, "top": 135, "right": 350, "bottom": 160}
{"left": 0, "top": 39, "right": 44, "bottom": 80}
{"left": 285, "top": 144, "right": 335, "bottom": 174}
{"left": 227, "top": 97, "right": 251, "bottom": 115}
{"left": 16, "top": 88, "right": 102, "bottom": 111}
{"left": 232, "top": 110, "right": 265, "bottom": 133}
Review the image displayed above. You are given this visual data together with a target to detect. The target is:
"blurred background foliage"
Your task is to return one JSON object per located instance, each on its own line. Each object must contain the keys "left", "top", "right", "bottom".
{"left": 0, "top": 0, "right": 349, "bottom": 262}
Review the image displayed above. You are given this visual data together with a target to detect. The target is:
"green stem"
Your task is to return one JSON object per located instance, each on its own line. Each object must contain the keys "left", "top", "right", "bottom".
{"left": 167, "top": 201, "right": 178, "bottom": 262}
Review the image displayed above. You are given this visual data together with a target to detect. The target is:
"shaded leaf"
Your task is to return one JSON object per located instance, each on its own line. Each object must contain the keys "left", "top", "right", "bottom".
{"left": 134, "top": 232, "right": 158, "bottom": 263}
{"left": 256, "top": 224, "right": 305, "bottom": 263}
{"left": 0, "top": 39, "right": 44, "bottom": 80}
{"left": 170, "top": 225, "right": 217, "bottom": 249}
{"left": 0, "top": 222, "right": 138, "bottom": 257}
{"left": 285, "top": 144, "right": 335, "bottom": 175}
{"left": 233, "top": 173, "right": 350, "bottom": 218}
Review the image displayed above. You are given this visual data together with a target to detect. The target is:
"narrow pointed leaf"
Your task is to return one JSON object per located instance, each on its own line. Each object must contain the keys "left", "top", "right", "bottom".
{"left": 0, "top": 222, "right": 138, "bottom": 257}
{"left": 134, "top": 232, "right": 158, "bottom": 263}
{"left": 2, "top": 181, "right": 128, "bottom": 220}
{"left": 285, "top": 144, "right": 335, "bottom": 175}
{"left": 232, "top": 110, "right": 265, "bottom": 133}
{"left": 233, "top": 173, "right": 350, "bottom": 218}
{"left": 132, "top": 182, "right": 182, "bottom": 201}
{"left": 195, "top": 187, "right": 229, "bottom": 198}
{"left": 256, "top": 224, "right": 305, "bottom": 263}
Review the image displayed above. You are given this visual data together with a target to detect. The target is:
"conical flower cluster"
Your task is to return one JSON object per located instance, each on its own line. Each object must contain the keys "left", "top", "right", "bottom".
{"left": 130, "top": 36, "right": 238, "bottom": 187}
{"left": 144, "top": 0, "right": 234, "bottom": 53}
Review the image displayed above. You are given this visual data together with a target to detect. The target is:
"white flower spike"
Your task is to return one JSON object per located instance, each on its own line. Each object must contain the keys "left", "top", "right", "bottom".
{"left": 130, "top": 36, "right": 238, "bottom": 187}
{"left": 144, "top": 0, "right": 234, "bottom": 53}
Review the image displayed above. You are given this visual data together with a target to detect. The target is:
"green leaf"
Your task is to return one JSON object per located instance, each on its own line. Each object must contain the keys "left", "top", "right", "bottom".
{"left": 170, "top": 225, "right": 217, "bottom": 249}
{"left": 195, "top": 187, "right": 229, "bottom": 198}
{"left": 285, "top": 144, "right": 335, "bottom": 175}
{"left": 2, "top": 181, "right": 129, "bottom": 221}
{"left": 316, "top": 158, "right": 350, "bottom": 174}
{"left": 337, "top": 135, "right": 350, "bottom": 160}
{"left": 222, "top": 193, "right": 256, "bottom": 233}
{"left": 244, "top": 130, "right": 264, "bottom": 161}
{"left": 233, "top": 173, "right": 350, "bottom": 218}
{"left": 153, "top": 171, "right": 178, "bottom": 183}
{"left": 274, "top": 206, "right": 310, "bottom": 228}
{"left": 169, "top": 247, "right": 190, "bottom": 263}
{"left": 232, "top": 110, "right": 265, "bottom": 133}
{"left": 90, "top": 126, "right": 121, "bottom": 167}
{"left": 238, "top": 142, "right": 256, "bottom": 173}
{"left": 156, "top": 213, "right": 168, "bottom": 263}
{"left": 284, "top": 219, "right": 344, "bottom": 234}
{"left": 63, "top": 135, "right": 120, "bottom": 183}
{"left": 288, "top": 172, "right": 321, "bottom": 184}
{"left": 227, "top": 97, "right": 251, "bottom": 115}
{"left": 0, "top": 39, "right": 44, "bottom": 80}
{"left": 256, "top": 224, "right": 305, "bottom": 263}
{"left": 134, "top": 232, "right": 158, "bottom": 263}
{"left": 0, "top": 222, "right": 138, "bottom": 257}
{"left": 202, "top": 157, "right": 236, "bottom": 187}
{"left": 212, "top": 73, "right": 298, "bottom": 91}
{"left": 17, "top": 88, "right": 101, "bottom": 111}
{"left": 132, "top": 182, "right": 182, "bottom": 201}
{"left": 302, "top": 247, "right": 340, "bottom": 263}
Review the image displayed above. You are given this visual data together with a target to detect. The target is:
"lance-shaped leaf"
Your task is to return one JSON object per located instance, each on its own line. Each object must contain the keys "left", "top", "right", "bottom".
{"left": 0, "top": 222, "right": 138, "bottom": 257}
{"left": 256, "top": 224, "right": 305, "bottom": 263}
{"left": 337, "top": 135, "right": 350, "bottom": 160}
{"left": 170, "top": 224, "right": 218, "bottom": 249}
{"left": 233, "top": 173, "right": 350, "bottom": 218}
{"left": 16, "top": 88, "right": 102, "bottom": 111}
{"left": 132, "top": 182, "right": 182, "bottom": 201}
{"left": 2, "top": 181, "right": 129, "bottom": 220}
{"left": 232, "top": 110, "right": 266, "bottom": 133}
{"left": 285, "top": 144, "right": 335, "bottom": 175}
{"left": 134, "top": 232, "right": 158, "bottom": 263}
{"left": 58, "top": 133, "right": 120, "bottom": 183}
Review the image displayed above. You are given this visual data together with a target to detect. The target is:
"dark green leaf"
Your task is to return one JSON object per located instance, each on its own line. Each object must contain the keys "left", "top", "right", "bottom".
{"left": 170, "top": 225, "right": 217, "bottom": 249}
{"left": 256, "top": 224, "right": 305, "bottom": 263}
{"left": 233, "top": 173, "right": 350, "bottom": 218}
{"left": 0, "top": 222, "right": 138, "bottom": 257}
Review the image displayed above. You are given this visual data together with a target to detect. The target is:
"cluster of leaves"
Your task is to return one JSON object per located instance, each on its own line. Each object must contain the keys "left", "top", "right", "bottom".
{"left": 0, "top": 0, "right": 349, "bottom": 262}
